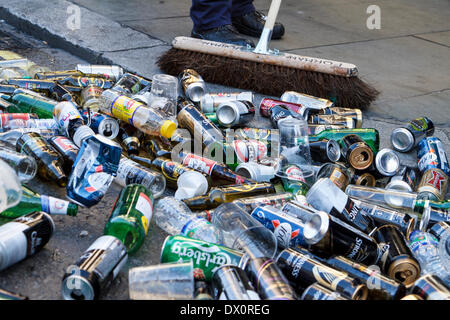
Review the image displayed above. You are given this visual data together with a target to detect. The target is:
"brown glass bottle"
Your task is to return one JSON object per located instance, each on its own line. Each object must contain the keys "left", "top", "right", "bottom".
{"left": 56, "top": 76, "right": 115, "bottom": 89}
{"left": 177, "top": 151, "right": 256, "bottom": 186}
{"left": 118, "top": 122, "right": 142, "bottom": 156}
{"left": 16, "top": 132, "right": 68, "bottom": 187}
{"left": 48, "top": 135, "right": 79, "bottom": 174}
{"left": 150, "top": 157, "right": 200, "bottom": 189}
{"left": 183, "top": 182, "right": 275, "bottom": 210}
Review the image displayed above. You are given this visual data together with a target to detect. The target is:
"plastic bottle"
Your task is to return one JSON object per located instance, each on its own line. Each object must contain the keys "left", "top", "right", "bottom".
{"left": 408, "top": 230, "right": 449, "bottom": 281}
{"left": 99, "top": 89, "right": 177, "bottom": 139}
{"left": 115, "top": 156, "right": 166, "bottom": 199}
{"left": 153, "top": 197, "right": 224, "bottom": 245}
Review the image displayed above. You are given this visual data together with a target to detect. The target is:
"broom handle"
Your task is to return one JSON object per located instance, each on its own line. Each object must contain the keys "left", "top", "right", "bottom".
{"left": 253, "top": 0, "right": 282, "bottom": 54}
{"left": 171, "top": 36, "right": 358, "bottom": 77}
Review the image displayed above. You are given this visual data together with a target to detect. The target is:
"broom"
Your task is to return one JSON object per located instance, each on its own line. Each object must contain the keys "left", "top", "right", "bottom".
{"left": 157, "top": 0, "right": 379, "bottom": 109}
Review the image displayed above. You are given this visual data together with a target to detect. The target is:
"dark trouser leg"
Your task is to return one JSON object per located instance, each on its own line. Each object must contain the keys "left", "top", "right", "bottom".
{"left": 190, "top": 0, "right": 232, "bottom": 32}
{"left": 231, "top": 0, "right": 255, "bottom": 17}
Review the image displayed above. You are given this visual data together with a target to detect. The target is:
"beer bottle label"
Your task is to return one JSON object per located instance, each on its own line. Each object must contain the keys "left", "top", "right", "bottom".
{"left": 41, "top": 195, "right": 70, "bottom": 215}
{"left": 110, "top": 95, "right": 144, "bottom": 125}
{"left": 182, "top": 153, "right": 217, "bottom": 175}
{"left": 51, "top": 136, "right": 79, "bottom": 152}
{"left": 135, "top": 192, "right": 153, "bottom": 235}
{"left": 16, "top": 212, "right": 53, "bottom": 256}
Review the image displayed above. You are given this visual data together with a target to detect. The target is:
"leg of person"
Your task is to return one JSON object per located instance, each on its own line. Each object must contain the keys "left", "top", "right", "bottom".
{"left": 190, "top": 0, "right": 255, "bottom": 47}
{"left": 231, "top": 0, "right": 285, "bottom": 39}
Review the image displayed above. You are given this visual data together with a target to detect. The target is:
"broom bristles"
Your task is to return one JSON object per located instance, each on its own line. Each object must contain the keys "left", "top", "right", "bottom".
{"left": 157, "top": 48, "right": 379, "bottom": 109}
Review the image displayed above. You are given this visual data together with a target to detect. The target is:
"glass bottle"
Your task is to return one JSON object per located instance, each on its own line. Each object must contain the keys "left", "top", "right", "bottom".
{"left": 3, "top": 90, "right": 57, "bottom": 118}
{"left": 104, "top": 184, "right": 153, "bottom": 254}
{"left": 115, "top": 156, "right": 166, "bottom": 199}
{"left": 16, "top": 132, "right": 67, "bottom": 187}
{"left": 0, "top": 185, "right": 78, "bottom": 218}
{"left": 0, "top": 159, "right": 22, "bottom": 212}
{"left": 0, "top": 143, "right": 37, "bottom": 182}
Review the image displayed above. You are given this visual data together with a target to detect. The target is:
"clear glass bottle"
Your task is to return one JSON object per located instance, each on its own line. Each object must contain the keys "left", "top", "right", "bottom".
{"left": 0, "top": 144, "right": 37, "bottom": 182}
{"left": 0, "top": 159, "right": 22, "bottom": 213}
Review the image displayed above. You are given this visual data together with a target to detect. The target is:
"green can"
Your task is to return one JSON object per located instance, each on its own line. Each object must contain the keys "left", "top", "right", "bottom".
{"left": 160, "top": 235, "right": 244, "bottom": 281}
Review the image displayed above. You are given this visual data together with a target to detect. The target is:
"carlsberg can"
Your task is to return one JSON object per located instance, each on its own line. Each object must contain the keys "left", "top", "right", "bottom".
{"left": 160, "top": 235, "right": 244, "bottom": 281}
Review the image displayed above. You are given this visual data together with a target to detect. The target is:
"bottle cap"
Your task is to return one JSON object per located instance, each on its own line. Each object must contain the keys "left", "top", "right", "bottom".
{"left": 160, "top": 120, "right": 177, "bottom": 139}
{"left": 73, "top": 125, "right": 95, "bottom": 147}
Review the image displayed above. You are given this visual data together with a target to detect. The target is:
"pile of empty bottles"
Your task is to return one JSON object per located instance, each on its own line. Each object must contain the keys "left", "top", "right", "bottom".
{"left": 0, "top": 60, "right": 448, "bottom": 300}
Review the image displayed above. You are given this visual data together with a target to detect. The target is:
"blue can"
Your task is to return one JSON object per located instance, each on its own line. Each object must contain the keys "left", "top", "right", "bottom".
{"left": 250, "top": 205, "right": 308, "bottom": 249}
{"left": 417, "top": 137, "right": 450, "bottom": 176}
{"left": 82, "top": 110, "right": 119, "bottom": 139}
{"left": 66, "top": 134, "right": 122, "bottom": 207}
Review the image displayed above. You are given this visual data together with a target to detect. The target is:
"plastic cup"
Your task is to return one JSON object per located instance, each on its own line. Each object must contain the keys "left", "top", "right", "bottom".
{"left": 151, "top": 74, "right": 179, "bottom": 100}
{"left": 275, "top": 117, "right": 314, "bottom": 184}
{"left": 211, "top": 203, "right": 278, "bottom": 259}
{"left": 129, "top": 261, "right": 194, "bottom": 300}
{"left": 174, "top": 171, "right": 209, "bottom": 200}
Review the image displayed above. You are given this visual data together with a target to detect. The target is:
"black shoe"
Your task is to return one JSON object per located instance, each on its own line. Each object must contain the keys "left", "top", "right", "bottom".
{"left": 191, "top": 25, "right": 255, "bottom": 47}
{"left": 232, "top": 10, "right": 285, "bottom": 40}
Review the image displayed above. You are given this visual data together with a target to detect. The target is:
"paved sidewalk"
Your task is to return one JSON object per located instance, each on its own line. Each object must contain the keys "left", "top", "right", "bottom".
{"left": 0, "top": 0, "right": 449, "bottom": 300}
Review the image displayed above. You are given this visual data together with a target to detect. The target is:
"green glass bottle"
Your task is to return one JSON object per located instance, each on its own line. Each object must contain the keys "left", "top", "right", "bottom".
{"left": 413, "top": 199, "right": 450, "bottom": 214}
{"left": 4, "top": 91, "right": 57, "bottom": 118}
{"left": 0, "top": 185, "right": 78, "bottom": 219}
{"left": 308, "top": 128, "right": 380, "bottom": 153}
{"left": 104, "top": 184, "right": 154, "bottom": 254}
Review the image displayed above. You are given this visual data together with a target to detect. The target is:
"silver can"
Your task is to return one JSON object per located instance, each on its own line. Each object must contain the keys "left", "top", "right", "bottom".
{"left": 280, "top": 91, "right": 334, "bottom": 110}
{"left": 76, "top": 64, "right": 123, "bottom": 82}
{"left": 216, "top": 100, "right": 256, "bottom": 128}
{"left": 179, "top": 69, "right": 206, "bottom": 103}
{"left": 61, "top": 235, "right": 128, "bottom": 300}
{"left": 375, "top": 148, "right": 400, "bottom": 177}
{"left": 200, "top": 92, "right": 254, "bottom": 113}
{"left": 0, "top": 212, "right": 55, "bottom": 271}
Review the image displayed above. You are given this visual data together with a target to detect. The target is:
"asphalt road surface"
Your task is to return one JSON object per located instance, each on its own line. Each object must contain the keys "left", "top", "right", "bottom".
{"left": 0, "top": 22, "right": 170, "bottom": 300}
